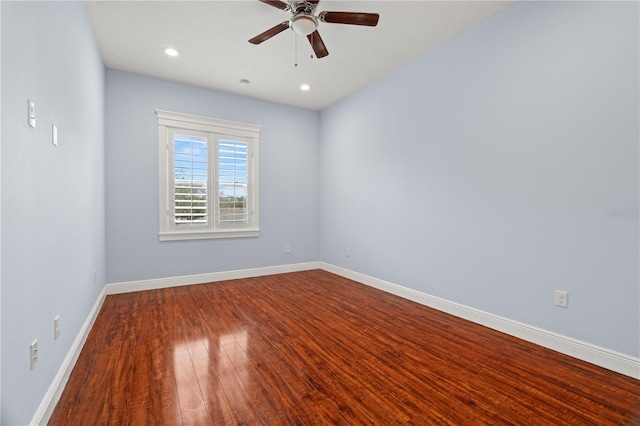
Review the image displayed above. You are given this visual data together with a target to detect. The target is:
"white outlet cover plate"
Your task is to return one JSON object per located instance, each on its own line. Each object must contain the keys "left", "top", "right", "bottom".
{"left": 555, "top": 290, "right": 568, "bottom": 308}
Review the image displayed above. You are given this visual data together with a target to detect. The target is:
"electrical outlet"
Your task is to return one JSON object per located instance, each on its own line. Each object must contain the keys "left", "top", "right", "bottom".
{"left": 284, "top": 244, "right": 291, "bottom": 254}
{"left": 54, "top": 316, "right": 60, "bottom": 340}
{"left": 555, "top": 290, "right": 568, "bottom": 308}
{"left": 30, "top": 340, "right": 39, "bottom": 370}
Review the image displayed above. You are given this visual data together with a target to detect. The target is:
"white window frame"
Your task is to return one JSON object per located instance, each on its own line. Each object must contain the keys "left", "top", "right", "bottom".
{"left": 157, "top": 110, "right": 260, "bottom": 241}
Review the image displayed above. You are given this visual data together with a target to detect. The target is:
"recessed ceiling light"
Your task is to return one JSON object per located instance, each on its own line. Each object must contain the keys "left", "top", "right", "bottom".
{"left": 163, "top": 47, "right": 179, "bottom": 57}
{"left": 239, "top": 79, "right": 250, "bottom": 85}
{"left": 300, "top": 84, "right": 311, "bottom": 91}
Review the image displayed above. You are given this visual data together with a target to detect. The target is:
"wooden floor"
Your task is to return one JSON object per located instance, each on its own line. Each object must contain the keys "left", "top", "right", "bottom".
{"left": 50, "top": 270, "right": 639, "bottom": 425}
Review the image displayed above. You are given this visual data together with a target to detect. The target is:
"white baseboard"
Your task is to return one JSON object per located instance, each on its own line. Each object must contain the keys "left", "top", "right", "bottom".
{"left": 31, "top": 287, "right": 107, "bottom": 426}
{"left": 106, "top": 261, "right": 321, "bottom": 294}
{"left": 320, "top": 262, "right": 640, "bottom": 380}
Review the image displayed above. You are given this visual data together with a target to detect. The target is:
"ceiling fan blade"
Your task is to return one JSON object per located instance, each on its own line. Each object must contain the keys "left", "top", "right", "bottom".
{"left": 319, "top": 11, "right": 379, "bottom": 26}
{"left": 307, "top": 30, "right": 328, "bottom": 58}
{"left": 249, "top": 22, "right": 290, "bottom": 44}
{"left": 307, "top": 0, "right": 320, "bottom": 10}
{"left": 258, "top": 0, "right": 289, "bottom": 10}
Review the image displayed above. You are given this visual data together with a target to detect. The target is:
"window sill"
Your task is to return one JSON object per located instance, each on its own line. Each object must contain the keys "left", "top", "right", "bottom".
{"left": 159, "top": 228, "right": 260, "bottom": 241}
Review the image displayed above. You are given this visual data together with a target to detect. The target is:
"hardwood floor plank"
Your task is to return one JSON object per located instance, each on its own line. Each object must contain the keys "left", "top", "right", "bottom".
{"left": 49, "top": 270, "right": 640, "bottom": 425}
{"left": 173, "top": 343, "right": 211, "bottom": 425}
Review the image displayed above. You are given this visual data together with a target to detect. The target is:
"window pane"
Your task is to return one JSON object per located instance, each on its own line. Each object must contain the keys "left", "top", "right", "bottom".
{"left": 218, "top": 140, "right": 248, "bottom": 224}
{"left": 174, "top": 134, "right": 208, "bottom": 225}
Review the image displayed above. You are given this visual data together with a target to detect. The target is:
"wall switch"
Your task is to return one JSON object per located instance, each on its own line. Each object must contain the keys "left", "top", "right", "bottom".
{"left": 345, "top": 247, "right": 351, "bottom": 257}
{"left": 93, "top": 270, "right": 97, "bottom": 284}
{"left": 52, "top": 124, "right": 58, "bottom": 146}
{"left": 54, "top": 316, "right": 60, "bottom": 340}
{"left": 555, "top": 290, "right": 568, "bottom": 308}
{"left": 30, "top": 340, "right": 39, "bottom": 370}
{"left": 28, "top": 100, "right": 36, "bottom": 128}
{"left": 284, "top": 244, "right": 291, "bottom": 254}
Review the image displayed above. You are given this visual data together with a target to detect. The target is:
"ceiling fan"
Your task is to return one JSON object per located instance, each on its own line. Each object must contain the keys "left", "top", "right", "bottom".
{"left": 248, "top": 0, "right": 380, "bottom": 58}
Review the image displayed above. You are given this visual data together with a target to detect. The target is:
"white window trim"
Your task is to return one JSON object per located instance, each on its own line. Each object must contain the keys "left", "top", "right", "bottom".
{"left": 157, "top": 109, "right": 260, "bottom": 241}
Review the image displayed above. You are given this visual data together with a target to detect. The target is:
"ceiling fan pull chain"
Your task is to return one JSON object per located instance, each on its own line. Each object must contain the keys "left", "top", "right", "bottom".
{"left": 294, "top": 32, "right": 298, "bottom": 67}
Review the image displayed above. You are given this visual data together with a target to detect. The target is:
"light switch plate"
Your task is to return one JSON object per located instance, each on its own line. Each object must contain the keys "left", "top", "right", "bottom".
{"left": 30, "top": 339, "right": 38, "bottom": 370}
{"left": 54, "top": 316, "right": 60, "bottom": 340}
{"left": 52, "top": 124, "right": 58, "bottom": 146}
{"left": 28, "top": 100, "right": 36, "bottom": 128}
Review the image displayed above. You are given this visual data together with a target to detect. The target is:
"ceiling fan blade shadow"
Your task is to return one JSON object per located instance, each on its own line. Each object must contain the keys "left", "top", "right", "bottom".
{"left": 319, "top": 12, "right": 379, "bottom": 26}
{"left": 249, "top": 22, "right": 290, "bottom": 44}
{"left": 307, "top": 30, "right": 329, "bottom": 58}
{"left": 259, "top": 0, "right": 288, "bottom": 10}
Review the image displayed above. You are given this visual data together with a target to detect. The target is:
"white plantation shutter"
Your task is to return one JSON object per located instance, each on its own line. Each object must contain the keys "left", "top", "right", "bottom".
{"left": 218, "top": 140, "right": 248, "bottom": 224}
{"left": 174, "top": 134, "right": 208, "bottom": 225}
{"left": 157, "top": 110, "right": 260, "bottom": 241}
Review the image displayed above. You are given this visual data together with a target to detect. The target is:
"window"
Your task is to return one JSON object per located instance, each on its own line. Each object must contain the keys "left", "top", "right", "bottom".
{"left": 157, "top": 110, "right": 260, "bottom": 240}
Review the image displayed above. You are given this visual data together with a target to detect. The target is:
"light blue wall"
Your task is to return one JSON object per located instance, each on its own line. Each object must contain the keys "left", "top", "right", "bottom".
{"left": 319, "top": 1, "right": 639, "bottom": 357}
{"left": 1, "top": 2, "right": 105, "bottom": 425}
{"left": 1, "top": 1, "right": 638, "bottom": 423}
{"left": 105, "top": 70, "right": 320, "bottom": 283}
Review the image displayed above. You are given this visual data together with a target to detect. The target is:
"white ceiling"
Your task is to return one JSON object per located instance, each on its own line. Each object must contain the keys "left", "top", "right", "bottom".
{"left": 86, "top": 1, "right": 514, "bottom": 111}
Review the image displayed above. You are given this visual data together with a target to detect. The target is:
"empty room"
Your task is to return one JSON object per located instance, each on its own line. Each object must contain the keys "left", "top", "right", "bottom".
{"left": 1, "top": 0, "right": 639, "bottom": 424}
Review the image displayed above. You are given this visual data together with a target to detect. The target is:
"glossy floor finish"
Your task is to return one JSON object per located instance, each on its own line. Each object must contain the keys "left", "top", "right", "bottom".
{"left": 50, "top": 270, "right": 639, "bottom": 425}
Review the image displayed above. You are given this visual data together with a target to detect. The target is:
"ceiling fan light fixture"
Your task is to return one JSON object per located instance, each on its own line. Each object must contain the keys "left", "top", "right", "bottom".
{"left": 289, "top": 14, "right": 317, "bottom": 36}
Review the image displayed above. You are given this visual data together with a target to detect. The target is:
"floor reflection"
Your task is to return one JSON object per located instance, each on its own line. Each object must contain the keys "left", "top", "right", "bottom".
{"left": 172, "top": 329, "right": 251, "bottom": 421}
{"left": 218, "top": 329, "right": 250, "bottom": 393}
{"left": 173, "top": 338, "right": 211, "bottom": 423}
